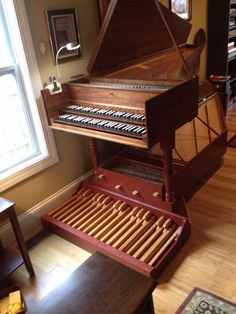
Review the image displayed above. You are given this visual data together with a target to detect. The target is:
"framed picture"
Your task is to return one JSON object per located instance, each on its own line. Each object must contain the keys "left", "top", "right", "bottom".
{"left": 46, "top": 8, "right": 82, "bottom": 63}
{"left": 169, "top": 0, "right": 192, "bottom": 20}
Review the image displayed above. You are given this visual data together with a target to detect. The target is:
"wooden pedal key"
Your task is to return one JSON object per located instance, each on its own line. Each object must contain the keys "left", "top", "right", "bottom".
{"left": 119, "top": 210, "right": 156, "bottom": 253}
{"left": 112, "top": 208, "right": 148, "bottom": 249}
{"left": 58, "top": 189, "right": 95, "bottom": 222}
{"left": 130, "top": 216, "right": 167, "bottom": 259}
{"left": 148, "top": 226, "right": 182, "bottom": 266}
{"left": 139, "top": 219, "right": 177, "bottom": 264}
{"left": 77, "top": 195, "right": 114, "bottom": 231}
{"left": 87, "top": 201, "right": 130, "bottom": 237}
{"left": 69, "top": 193, "right": 107, "bottom": 228}
{"left": 51, "top": 187, "right": 92, "bottom": 219}
{"left": 49, "top": 186, "right": 90, "bottom": 217}
{"left": 97, "top": 203, "right": 133, "bottom": 242}
{"left": 105, "top": 207, "right": 141, "bottom": 246}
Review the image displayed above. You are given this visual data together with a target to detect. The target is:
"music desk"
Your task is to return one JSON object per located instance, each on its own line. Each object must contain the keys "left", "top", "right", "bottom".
{"left": 0, "top": 197, "right": 34, "bottom": 282}
{"left": 27, "top": 252, "right": 157, "bottom": 314}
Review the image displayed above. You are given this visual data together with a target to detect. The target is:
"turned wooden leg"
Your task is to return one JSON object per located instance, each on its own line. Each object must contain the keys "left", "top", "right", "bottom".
{"left": 162, "top": 148, "right": 174, "bottom": 202}
{"left": 89, "top": 137, "right": 98, "bottom": 175}
{"left": 160, "top": 132, "right": 175, "bottom": 203}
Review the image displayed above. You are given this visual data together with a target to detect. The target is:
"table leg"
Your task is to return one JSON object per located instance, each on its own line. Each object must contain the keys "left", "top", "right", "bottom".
{"left": 160, "top": 132, "right": 175, "bottom": 203}
{"left": 147, "top": 295, "right": 155, "bottom": 314}
{"left": 8, "top": 206, "right": 35, "bottom": 277}
{"left": 136, "top": 294, "right": 155, "bottom": 314}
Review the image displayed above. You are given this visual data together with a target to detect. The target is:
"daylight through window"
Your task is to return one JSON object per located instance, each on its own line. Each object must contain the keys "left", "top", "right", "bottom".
{"left": 0, "top": 0, "right": 58, "bottom": 192}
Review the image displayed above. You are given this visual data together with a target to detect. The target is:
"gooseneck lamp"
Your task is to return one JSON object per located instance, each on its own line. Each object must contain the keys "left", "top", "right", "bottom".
{"left": 56, "top": 42, "right": 80, "bottom": 82}
{"left": 45, "top": 42, "right": 80, "bottom": 94}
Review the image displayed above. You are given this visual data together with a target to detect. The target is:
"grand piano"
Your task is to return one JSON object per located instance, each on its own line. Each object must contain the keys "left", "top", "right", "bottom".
{"left": 41, "top": 0, "right": 227, "bottom": 278}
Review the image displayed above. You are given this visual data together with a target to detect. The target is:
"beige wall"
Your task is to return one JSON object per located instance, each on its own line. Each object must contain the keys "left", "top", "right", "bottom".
{"left": 26, "top": 0, "right": 100, "bottom": 84}
{"left": 189, "top": 0, "right": 208, "bottom": 80}
{"left": 161, "top": 0, "right": 207, "bottom": 80}
{"left": 1, "top": 0, "right": 208, "bottom": 217}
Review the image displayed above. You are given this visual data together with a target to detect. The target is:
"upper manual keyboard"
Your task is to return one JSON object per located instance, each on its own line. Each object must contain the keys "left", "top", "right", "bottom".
{"left": 64, "top": 105, "right": 146, "bottom": 125}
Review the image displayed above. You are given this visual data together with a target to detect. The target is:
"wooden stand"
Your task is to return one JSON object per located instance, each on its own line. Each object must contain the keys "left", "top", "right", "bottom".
{"left": 0, "top": 198, "right": 34, "bottom": 282}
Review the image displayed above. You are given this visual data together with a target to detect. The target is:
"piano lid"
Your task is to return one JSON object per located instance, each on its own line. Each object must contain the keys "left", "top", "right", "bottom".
{"left": 88, "top": 0, "right": 192, "bottom": 75}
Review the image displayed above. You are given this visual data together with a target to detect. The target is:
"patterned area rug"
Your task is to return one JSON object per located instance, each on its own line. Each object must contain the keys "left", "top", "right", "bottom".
{"left": 228, "top": 134, "right": 236, "bottom": 147}
{"left": 175, "top": 288, "right": 236, "bottom": 314}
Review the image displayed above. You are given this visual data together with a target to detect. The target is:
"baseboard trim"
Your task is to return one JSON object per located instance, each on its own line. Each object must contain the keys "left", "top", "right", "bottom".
{"left": 0, "top": 170, "right": 93, "bottom": 247}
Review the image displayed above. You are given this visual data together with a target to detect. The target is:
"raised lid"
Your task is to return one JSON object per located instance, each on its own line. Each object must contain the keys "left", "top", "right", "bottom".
{"left": 88, "top": 0, "right": 192, "bottom": 74}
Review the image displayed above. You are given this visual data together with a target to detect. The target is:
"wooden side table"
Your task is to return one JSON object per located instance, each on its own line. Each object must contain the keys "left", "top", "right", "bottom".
{"left": 0, "top": 197, "right": 34, "bottom": 282}
{"left": 27, "top": 252, "right": 157, "bottom": 314}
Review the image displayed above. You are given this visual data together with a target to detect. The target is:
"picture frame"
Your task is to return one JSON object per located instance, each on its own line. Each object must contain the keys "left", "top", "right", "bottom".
{"left": 169, "top": 0, "right": 192, "bottom": 20}
{"left": 46, "top": 8, "right": 82, "bottom": 63}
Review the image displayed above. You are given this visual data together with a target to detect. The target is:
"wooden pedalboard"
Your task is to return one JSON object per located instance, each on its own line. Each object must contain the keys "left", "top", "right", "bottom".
{"left": 41, "top": 182, "right": 190, "bottom": 279}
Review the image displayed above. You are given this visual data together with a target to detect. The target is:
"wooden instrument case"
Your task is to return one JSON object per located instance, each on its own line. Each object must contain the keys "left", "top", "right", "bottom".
{"left": 41, "top": 0, "right": 227, "bottom": 278}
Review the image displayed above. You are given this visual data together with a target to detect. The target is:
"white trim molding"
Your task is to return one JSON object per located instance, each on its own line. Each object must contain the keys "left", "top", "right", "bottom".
{"left": 0, "top": 170, "right": 93, "bottom": 247}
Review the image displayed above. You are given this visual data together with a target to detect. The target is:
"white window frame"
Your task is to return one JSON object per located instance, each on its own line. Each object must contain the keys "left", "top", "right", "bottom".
{"left": 0, "top": 0, "right": 58, "bottom": 192}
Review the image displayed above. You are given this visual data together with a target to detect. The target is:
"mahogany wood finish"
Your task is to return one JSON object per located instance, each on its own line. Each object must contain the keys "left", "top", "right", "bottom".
{"left": 41, "top": 0, "right": 204, "bottom": 167}
{"left": 41, "top": 88, "right": 68, "bottom": 125}
{"left": 40, "top": 0, "right": 208, "bottom": 277}
{"left": 41, "top": 0, "right": 204, "bottom": 150}
{"left": 173, "top": 84, "right": 227, "bottom": 198}
{"left": 89, "top": 0, "right": 191, "bottom": 74}
{"left": 0, "top": 197, "right": 34, "bottom": 282}
{"left": 94, "top": 81, "right": 227, "bottom": 202}
{"left": 88, "top": 137, "right": 98, "bottom": 174}
{"left": 41, "top": 76, "right": 198, "bottom": 150}
{"left": 162, "top": 148, "right": 174, "bottom": 203}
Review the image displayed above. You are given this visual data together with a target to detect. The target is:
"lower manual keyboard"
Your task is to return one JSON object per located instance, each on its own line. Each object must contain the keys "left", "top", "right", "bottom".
{"left": 55, "top": 114, "right": 147, "bottom": 139}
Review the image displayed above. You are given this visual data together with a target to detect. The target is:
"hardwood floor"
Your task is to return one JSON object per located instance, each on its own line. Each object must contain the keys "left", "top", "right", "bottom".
{"left": 226, "top": 103, "right": 236, "bottom": 141}
{"left": 156, "top": 150, "right": 236, "bottom": 312}
{"left": 1, "top": 105, "right": 236, "bottom": 313}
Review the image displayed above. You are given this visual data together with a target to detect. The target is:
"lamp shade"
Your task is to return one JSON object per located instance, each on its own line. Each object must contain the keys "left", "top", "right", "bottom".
{"left": 66, "top": 42, "right": 80, "bottom": 51}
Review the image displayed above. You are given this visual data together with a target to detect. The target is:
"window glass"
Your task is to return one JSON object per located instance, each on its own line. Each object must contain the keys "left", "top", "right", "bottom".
{"left": 0, "top": 0, "right": 58, "bottom": 191}
{"left": 0, "top": 72, "right": 39, "bottom": 173}
{"left": 0, "top": 3, "right": 13, "bottom": 66}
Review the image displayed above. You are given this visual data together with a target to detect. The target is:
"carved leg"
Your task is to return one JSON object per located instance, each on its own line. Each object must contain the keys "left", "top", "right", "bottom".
{"left": 160, "top": 133, "right": 175, "bottom": 203}
{"left": 88, "top": 137, "right": 98, "bottom": 175}
{"left": 162, "top": 148, "right": 174, "bottom": 202}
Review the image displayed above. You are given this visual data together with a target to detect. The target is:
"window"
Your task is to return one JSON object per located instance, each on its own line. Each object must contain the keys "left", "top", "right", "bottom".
{"left": 0, "top": 0, "right": 58, "bottom": 192}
